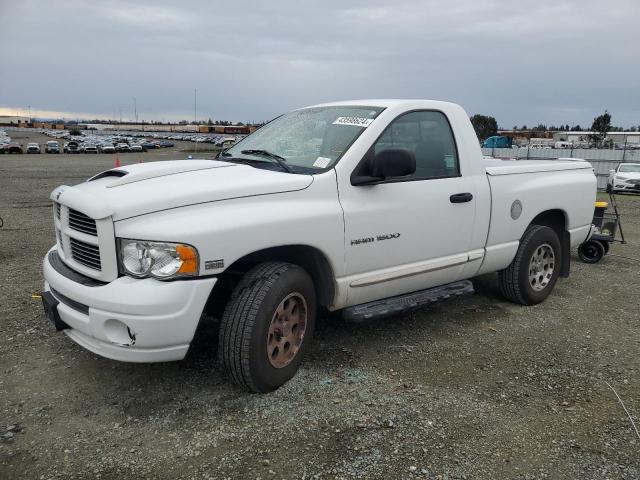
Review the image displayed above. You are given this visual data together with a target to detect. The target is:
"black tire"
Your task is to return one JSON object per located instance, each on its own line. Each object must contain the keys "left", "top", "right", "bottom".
{"left": 578, "top": 240, "right": 605, "bottom": 264}
{"left": 606, "top": 183, "right": 612, "bottom": 193}
{"left": 600, "top": 240, "right": 610, "bottom": 255}
{"left": 218, "top": 262, "right": 316, "bottom": 393}
{"left": 498, "top": 225, "right": 562, "bottom": 305}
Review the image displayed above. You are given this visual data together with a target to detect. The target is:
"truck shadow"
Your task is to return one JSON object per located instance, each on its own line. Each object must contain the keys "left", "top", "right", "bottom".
{"left": 67, "top": 273, "right": 510, "bottom": 417}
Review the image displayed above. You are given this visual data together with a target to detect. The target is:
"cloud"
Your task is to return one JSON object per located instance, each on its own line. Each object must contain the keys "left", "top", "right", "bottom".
{"left": 0, "top": 0, "right": 638, "bottom": 126}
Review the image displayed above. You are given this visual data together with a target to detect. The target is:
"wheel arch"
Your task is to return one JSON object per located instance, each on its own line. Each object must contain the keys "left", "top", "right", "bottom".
{"left": 204, "top": 244, "right": 336, "bottom": 318}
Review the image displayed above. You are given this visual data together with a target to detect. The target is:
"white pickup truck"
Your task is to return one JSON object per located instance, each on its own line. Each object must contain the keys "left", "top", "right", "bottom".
{"left": 42, "top": 100, "right": 597, "bottom": 392}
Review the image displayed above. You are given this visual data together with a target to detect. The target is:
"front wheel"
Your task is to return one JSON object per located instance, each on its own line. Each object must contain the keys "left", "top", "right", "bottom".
{"left": 218, "top": 262, "right": 316, "bottom": 393}
{"left": 498, "top": 225, "right": 561, "bottom": 305}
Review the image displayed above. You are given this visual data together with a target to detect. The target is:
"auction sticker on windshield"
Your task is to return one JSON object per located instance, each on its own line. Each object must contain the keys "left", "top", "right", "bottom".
{"left": 313, "top": 156, "right": 332, "bottom": 168}
{"left": 333, "top": 117, "right": 375, "bottom": 128}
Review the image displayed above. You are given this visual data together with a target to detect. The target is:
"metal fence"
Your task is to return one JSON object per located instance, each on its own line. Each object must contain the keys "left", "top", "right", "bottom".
{"left": 482, "top": 147, "right": 640, "bottom": 190}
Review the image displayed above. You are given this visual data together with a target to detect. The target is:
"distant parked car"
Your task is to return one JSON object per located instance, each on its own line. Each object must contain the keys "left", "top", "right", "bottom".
{"left": 117, "top": 143, "right": 131, "bottom": 152}
{"left": 7, "top": 143, "right": 23, "bottom": 154}
{"left": 100, "top": 144, "right": 116, "bottom": 154}
{"left": 216, "top": 137, "right": 237, "bottom": 147}
{"left": 159, "top": 141, "right": 174, "bottom": 148}
{"left": 64, "top": 141, "right": 80, "bottom": 153}
{"left": 27, "top": 143, "right": 41, "bottom": 154}
{"left": 45, "top": 141, "right": 60, "bottom": 154}
{"left": 83, "top": 144, "right": 98, "bottom": 154}
{"left": 130, "top": 144, "right": 144, "bottom": 152}
{"left": 141, "top": 141, "right": 158, "bottom": 149}
{"left": 0, "top": 144, "right": 7, "bottom": 154}
{"left": 607, "top": 163, "right": 640, "bottom": 194}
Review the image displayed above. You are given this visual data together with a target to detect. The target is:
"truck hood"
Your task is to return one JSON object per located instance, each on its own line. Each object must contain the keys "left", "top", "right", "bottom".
{"left": 51, "top": 160, "right": 314, "bottom": 220}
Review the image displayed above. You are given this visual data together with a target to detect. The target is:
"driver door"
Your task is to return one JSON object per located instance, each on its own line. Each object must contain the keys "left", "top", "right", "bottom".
{"left": 337, "top": 110, "right": 477, "bottom": 306}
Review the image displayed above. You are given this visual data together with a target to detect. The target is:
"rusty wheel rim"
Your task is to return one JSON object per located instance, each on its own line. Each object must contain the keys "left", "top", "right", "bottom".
{"left": 267, "top": 292, "right": 308, "bottom": 368}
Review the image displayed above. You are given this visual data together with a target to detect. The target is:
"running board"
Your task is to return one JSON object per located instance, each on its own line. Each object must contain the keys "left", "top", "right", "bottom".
{"left": 342, "top": 280, "right": 474, "bottom": 323}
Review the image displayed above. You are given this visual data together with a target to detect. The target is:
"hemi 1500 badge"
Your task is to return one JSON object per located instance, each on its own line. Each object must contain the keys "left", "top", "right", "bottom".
{"left": 351, "top": 233, "right": 400, "bottom": 246}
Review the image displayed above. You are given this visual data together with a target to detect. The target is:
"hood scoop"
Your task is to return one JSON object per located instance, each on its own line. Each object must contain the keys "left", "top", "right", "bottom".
{"left": 87, "top": 160, "right": 235, "bottom": 188}
{"left": 89, "top": 170, "right": 127, "bottom": 181}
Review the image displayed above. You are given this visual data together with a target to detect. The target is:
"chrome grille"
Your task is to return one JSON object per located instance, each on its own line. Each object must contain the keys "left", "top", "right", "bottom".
{"left": 68, "top": 209, "right": 97, "bottom": 236}
{"left": 54, "top": 202, "right": 61, "bottom": 219}
{"left": 56, "top": 229, "right": 64, "bottom": 255}
{"left": 70, "top": 238, "right": 102, "bottom": 270}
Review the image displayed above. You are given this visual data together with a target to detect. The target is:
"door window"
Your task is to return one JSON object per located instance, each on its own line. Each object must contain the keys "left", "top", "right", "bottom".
{"left": 372, "top": 111, "right": 459, "bottom": 180}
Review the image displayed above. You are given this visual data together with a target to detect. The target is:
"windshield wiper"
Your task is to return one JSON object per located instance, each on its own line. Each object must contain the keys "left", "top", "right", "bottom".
{"left": 240, "top": 149, "right": 293, "bottom": 173}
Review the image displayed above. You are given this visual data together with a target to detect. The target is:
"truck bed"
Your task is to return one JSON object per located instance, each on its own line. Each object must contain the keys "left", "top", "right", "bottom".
{"left": 484, "top": 158, "right": 593, "bottom": 176}
{"left": 478, "top": 156, "right": 596, "bottom": 278}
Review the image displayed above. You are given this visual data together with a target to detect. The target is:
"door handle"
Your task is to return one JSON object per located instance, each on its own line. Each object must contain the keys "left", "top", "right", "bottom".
{"left": 450, "top": 192, "right": 473, "bottom": 203}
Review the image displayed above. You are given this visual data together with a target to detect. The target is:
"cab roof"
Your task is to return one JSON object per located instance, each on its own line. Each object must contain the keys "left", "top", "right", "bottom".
{"left": 303, "top": 99, "right": 459, "bottom": 110}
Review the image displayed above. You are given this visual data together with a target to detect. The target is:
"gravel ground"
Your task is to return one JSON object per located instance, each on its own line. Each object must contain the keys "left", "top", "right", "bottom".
{"left": 1, "top": 132, "right": 639, "bottom": 479}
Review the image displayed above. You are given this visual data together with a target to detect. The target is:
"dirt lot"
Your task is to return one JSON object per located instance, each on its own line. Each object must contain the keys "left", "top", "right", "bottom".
{"left": 1, "top": 131, "right": 639, "bottom": 479}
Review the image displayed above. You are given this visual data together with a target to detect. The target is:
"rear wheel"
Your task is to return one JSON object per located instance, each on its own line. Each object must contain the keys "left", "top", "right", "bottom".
{"left": 498, "top": 225, "right": 561, "bottom": 305}
{"left": 218, "top": 262, "right": 316, "bottom": 393}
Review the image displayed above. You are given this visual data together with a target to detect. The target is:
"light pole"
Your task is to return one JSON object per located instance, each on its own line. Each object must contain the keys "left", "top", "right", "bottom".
{"left": 194, "top": 88, "right": 198, "bottom": 156}
{"left": 133, "top": 97, "right": 138, "bottom": 124}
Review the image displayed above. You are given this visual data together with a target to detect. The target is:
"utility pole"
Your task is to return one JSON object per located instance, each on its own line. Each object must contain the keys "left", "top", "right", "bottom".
{"left": 194, "top": 88, "right": 198, "bottom": 156}
{"left": 133, "top": 97, "right": 138, "bottom": 123}
{"left": 28, "top": 105, "right": 31, "bottom": 123}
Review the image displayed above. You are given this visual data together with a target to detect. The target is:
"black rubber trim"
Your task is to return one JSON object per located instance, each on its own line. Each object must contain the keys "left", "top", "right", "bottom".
{"left": 50, "top": 287, "right": 90, "bottom": 315}
{"left": 48, "top": 250, "right": 107, "bottom": 287}
{"left": 560, "top": 229, "right": 571, "bottom": 278}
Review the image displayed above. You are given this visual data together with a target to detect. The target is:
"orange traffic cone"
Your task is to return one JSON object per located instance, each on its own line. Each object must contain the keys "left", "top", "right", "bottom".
{"left": 114, "top": 156, "right": 121, "bottom": 168}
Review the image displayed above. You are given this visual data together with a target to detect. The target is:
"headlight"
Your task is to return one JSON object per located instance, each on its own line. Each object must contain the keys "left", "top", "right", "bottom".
{"left": 118, "top": 239, "right": 199, "bottom": 279}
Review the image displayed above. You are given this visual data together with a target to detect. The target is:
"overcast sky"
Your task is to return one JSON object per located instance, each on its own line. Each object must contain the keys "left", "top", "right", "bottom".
{"left": 0, "top": 0, "right": 638, "bottom": 127}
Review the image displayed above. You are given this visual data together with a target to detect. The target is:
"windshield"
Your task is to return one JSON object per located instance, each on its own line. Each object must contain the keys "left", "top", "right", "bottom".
{"left": 619, "top": 164, "right": 640, "bottom": 173}
{"left": 223, "top": 106, "right": 384, "bottom": 173}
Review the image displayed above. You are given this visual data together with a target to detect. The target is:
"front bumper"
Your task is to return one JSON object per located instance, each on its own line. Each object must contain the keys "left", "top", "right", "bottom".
{"left": 43, "top": 248, "right": 216, "bottom": 362}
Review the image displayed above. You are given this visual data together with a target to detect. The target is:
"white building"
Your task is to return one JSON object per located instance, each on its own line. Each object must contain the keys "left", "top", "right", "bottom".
{"left": 0, "top": 115, "right": 29, "bottom": 125}
{"left": 553, "top": 131, "right": 640, "bottom": 146}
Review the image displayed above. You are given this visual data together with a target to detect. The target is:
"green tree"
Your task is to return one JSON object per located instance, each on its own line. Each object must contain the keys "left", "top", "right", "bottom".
{"left": 470, "top": 114, "right": 498, "bottom": 141}
{"left": 589, "top": 110, "right": 611, "bottom": 147}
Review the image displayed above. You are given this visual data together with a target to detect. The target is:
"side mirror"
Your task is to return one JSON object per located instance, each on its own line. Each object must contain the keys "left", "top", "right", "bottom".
{"left": 352, "top": 148, "right": 416, "bottom": 185}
